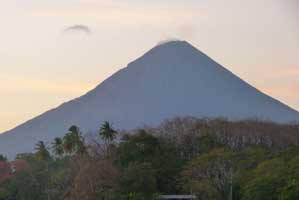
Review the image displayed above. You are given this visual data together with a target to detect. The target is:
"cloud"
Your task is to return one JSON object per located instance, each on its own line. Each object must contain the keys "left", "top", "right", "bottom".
{"left": 275, "top": 67, "right": 299, "bottom": 77}
{"left": 0, "top": 74, "right": 95, "bottom": 94}
{"left": 260, "top": 66, "right": 299, "bottom": 80}
{"left": 64, "top": 24, "right": 91, "bottom": 34}
{"left": 177, "top": 24, "right": 196, "bottom": 40}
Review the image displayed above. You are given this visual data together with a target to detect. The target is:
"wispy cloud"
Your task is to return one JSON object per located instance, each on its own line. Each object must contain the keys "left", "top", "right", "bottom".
{"left": 0, "top": 75, "right": 95, "bottom": 94}
{"left": 177, "top": 24, "right": 196, "bottom": 40}
{"left": 274, "top": 67, "right": 299, "bottom": 77}
{"left": 64, "top": 24, "right": 92, "bottom": 34}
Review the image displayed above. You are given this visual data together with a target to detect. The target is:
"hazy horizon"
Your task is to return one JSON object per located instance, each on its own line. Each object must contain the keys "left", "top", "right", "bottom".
{"left": 1, "top": 0, "right": 298, "bottom": 133}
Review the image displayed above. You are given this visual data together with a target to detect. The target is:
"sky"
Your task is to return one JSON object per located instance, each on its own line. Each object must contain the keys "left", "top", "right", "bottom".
{"left": 0, "top": 0, "right": 298, "bottom": 133}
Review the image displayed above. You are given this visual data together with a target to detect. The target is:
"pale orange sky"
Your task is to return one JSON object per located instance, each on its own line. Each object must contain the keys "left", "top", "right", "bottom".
{"left": 0, "top": 0, "right": 298, "bottom": 132}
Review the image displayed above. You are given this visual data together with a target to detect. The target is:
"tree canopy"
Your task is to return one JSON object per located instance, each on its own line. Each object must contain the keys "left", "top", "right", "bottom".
{"left": 0, "top": 119, "right": 299, "bottom": 200}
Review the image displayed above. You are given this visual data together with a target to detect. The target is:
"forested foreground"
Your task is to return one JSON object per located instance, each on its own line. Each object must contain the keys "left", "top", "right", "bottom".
{"left": 0, "top": 118, "right": 299, "bottom": 200}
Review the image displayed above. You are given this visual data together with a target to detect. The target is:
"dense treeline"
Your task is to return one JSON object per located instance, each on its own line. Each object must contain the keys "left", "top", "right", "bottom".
{"left": 0, "top": 118, "right": 299, "bottom": 200}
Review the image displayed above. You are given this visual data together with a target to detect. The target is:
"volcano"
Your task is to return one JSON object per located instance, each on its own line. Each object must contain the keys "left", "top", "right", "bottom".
{"left": 1, "top": 40, "right": 298, "bottom": 157}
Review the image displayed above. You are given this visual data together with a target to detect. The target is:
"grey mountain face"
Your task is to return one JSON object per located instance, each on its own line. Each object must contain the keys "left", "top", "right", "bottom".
{"left": 1, "top": 41, "right": 298, "bottom": 158}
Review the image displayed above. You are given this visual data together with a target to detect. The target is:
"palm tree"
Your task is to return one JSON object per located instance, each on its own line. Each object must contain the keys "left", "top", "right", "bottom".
{"left": 99, "top": 121, "right": 118, "bottom": 142}
{"left": 35, "top": 141, "right": 51, "bottom": 161}
{"left": 63, "top": 125, "right": 86, "bottom": 155}
{"left": 52, "top": 137, "right": 64, "bottom": 157}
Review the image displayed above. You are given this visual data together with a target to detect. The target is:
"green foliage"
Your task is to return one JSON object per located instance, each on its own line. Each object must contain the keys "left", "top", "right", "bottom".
{"left": 99, "top": 121, "right": 118, "bottom": 142}
{"left": 154, "top": 140, "right": 185, "bottom": 193}
{"left": 1, "top": 171, "right": 44, "bottom": 200}
{"left": 15, "top": 153, "right": 36, "bottom": 162}
{"left": 241, "top": 154, "right": 299, "bottom": 200}
{"left": 1, "top": 120, "right": 299, "bottom": 200}
{"left": 279, "top": 179, "right": 299, "bottom": 200}
{"left": 242, "top": 175, "right": 285, "bottom": 200}
{"left": 181, "top": 147, "right": 279, "bottom": 200}
{"left": 34, "top": 141, "right": 51, "bottom": 161}
{"left": 119, "top": 130, "right": 185, "bottom": 193}
{"left": 0, "top": 154, "right": 7, "bottom": 161}
{"left": 178, "top": 131, "right": 222, "bottom": 160}
{"left": 63, "top": 125, "right": 86, "bottom": 155}
{"left": 52, "top": 137, "right": 64, "bottom": 157}
{"left": 181, "top": 148, "right": 235, "bottom": 200}
{"left": 119, "top": 130, "right": 160, "bottom": 166}
{"left": 121, "top": 162, "right": 157, "bottom": 200}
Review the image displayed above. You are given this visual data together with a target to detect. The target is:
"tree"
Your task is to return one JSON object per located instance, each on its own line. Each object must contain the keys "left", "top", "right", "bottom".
{"left": 119, "top": 130, "right": 185, "bottom": 194}
{"left": 52, "top": 137, "right": 64, "bottom": 157}
{"left": 119, "top": 130, "right": 159, "bottom": 166}
{"left": 2, "top": 171, "right": 43, "bottom": 200}
{"left": 279, "top": 179, "right": 299, "bottom": 200}
{"left": 64, "top": 155, "right": 120, "bottom": 200}
{"left": 121, "top": 162, "right": 157, "bottom": 200}
{"left": 181, "top": 149, "right": 235, "bottom": 200}
{"left": 241, "top": 158, "right": 288, "bottom": 200}
{"left": 278, "top": 147, "right": 299, "bottom": 200}
{"left": 35, "top": 141, "right": 51, "bottom": 161}
{"left": 243, "top": 155, "right": 299, "bottom": 200}
{"left": 63, "top": 126, "right": 86, "bottom": 155}
{"left": 15, "top": 153, "right": 36, "bottom": 162}
{"left": 99, "top": 121, "right": 117, "bottom": 142}
{"left": 0, "top": 154, "right": 7, "bottom": 161}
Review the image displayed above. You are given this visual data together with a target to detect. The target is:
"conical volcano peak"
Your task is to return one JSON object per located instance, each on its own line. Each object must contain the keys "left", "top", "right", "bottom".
{"left": 155, "top": 39, "right": 193, "bottom": 49}
{"left": 129, "top": 40, "right": 210, "bottom": 67}
{"left": 146, "top": 40, "right": 200, "bottom": 57}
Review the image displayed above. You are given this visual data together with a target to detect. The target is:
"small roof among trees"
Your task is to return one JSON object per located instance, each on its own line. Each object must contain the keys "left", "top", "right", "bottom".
{"left": 160, "top": 195, "right": 196, "bottom": 199}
